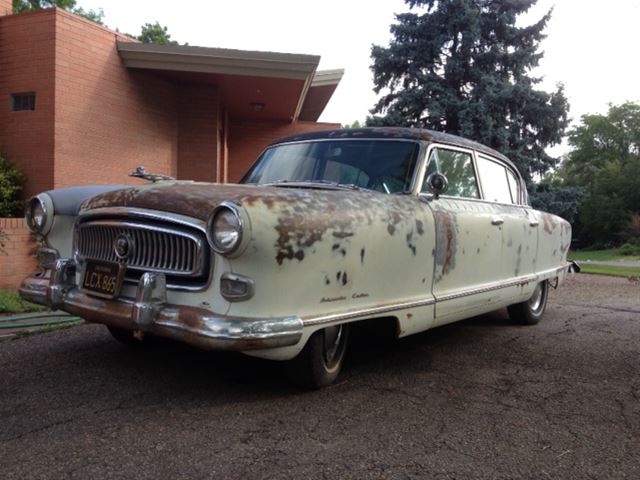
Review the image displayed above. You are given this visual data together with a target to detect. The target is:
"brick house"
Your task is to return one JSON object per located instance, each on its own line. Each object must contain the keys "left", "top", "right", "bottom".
{"left": 0, "top": 1, "right": 343, "bottom": 199}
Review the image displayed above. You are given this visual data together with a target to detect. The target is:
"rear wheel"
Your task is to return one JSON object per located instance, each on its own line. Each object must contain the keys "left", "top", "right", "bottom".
{"left": 507, "top": 280, "right": 549, "bottom": 325}
{"left": 286, "top": 324, "right": 349, "bottom": 389}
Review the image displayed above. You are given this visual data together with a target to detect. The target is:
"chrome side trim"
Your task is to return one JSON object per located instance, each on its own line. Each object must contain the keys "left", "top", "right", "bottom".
{"left": 303, "top": 265, "right": 569, "bottom": 327}
{"left": 435, "top": 274, "right": 538, "bottom": 303}
{"left": 303, "top": 297, "right": 436, "bottom": 327}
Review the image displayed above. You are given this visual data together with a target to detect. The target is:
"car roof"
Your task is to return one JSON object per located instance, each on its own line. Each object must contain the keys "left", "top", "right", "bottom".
{"left": 269, "top": 127, "right": 517, "bottom": 173}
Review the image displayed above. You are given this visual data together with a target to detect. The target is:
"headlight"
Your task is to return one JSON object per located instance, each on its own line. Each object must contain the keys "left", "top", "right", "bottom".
{"left": 207, "top": 203, "right": 244, "bottom": 255}
{"left": 25, "top": 196, "right": 50, "bottom": 234}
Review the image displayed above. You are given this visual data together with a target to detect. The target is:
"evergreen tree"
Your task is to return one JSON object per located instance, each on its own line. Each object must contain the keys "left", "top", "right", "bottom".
{"left": 369, "top": 0, "right": 569, "bottom": 183}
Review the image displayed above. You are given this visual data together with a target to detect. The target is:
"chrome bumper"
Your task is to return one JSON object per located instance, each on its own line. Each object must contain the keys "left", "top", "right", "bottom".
{"left": 19, "top": 259, "right": 303, "bottom": 351}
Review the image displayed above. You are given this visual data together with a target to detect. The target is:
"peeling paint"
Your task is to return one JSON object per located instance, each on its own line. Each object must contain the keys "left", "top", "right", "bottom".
{"left": 432, "top": 209, "right": 457, "bottom": 275}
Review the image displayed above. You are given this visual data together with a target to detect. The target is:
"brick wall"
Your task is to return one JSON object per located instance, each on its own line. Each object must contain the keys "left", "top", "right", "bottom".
{"left": 0, "top": 218, "right": 37, "bottom": 290}
{"left": 227, "top": 120, "right": 340, "bottom": 182}
{"left": 53, "top": 9, "right": 178, "bottom": 187}
{"left": 177, "top": 86, "right": 219, "bottom": 182}
{"left": 0, "top": 9, "right": 56, "bottom": 198}
{"left": 0, "top": 0, "right": 11, "bottom": 16}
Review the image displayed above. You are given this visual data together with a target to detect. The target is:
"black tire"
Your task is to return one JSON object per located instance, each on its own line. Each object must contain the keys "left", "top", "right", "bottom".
{"left": 106, "top": 326, "right": 150, "bottom": 346}
{"left": 507, "top": 280, "right": 549, "bottom": 325}
{"left": 286, "top": 324, "right": 349, "bottom": 389}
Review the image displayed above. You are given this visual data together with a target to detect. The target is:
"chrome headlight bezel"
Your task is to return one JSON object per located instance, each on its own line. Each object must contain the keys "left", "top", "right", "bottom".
{"left": 24, "top": 194, "right": 53, "bottom": 235}
{"left": 206, "top": 202, "right": 246, "bottom": 256}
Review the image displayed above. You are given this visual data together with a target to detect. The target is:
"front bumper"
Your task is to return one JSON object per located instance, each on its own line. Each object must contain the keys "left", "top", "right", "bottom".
{"left": 19, "top": 259, "right": 303, "bottom": 351}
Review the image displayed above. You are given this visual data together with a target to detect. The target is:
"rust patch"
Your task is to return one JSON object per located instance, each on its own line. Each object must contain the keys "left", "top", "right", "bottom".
{"left": 432, "top": 209, "right": 457, "bottom": 276}
{"left": 406, "top": 231, "right": 417, "bottom": 256}
{"left": 542, "top": 213, "right": 558, "bottom": 234}
{"left": 360, "top": 248, "right": 365, "bottom": 264}
{"left": 416, "top": 219, "right": 425, "bottom": 235}
{"left": 83, "top": 180, "right": 424, "bottom": 266}
{"left": 332, "top": 231, "right": 354, "bottom": 239}
{"left": 341, "top": 272, "right": 348, "bottom": 285}
{"left": 385, "top": 210, "right": 402, "bottom": 235}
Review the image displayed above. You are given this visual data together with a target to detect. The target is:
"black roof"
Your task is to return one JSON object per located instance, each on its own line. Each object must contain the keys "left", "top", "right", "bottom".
{"left": 270, "top": 127, "right": 514, "bottom": 169}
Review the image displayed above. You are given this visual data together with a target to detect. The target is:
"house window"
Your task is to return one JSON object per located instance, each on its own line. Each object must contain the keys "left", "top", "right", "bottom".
{"left": 11, "top": 93, "right": 36, "bottom": 111}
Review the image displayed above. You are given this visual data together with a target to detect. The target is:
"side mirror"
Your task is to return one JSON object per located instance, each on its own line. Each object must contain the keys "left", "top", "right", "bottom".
{"left": 425, "top": 173, "right": 448, "bottom": 198}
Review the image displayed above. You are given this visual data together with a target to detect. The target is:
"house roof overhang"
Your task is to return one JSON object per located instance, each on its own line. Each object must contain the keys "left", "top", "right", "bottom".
{"left": 117, "top": 42, "right": 341, "bottom": 122}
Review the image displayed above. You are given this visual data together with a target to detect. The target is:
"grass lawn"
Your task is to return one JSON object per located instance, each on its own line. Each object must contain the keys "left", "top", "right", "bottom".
{"left": 579, "top": 264, "right": 640, "bottom": 277}
{"left": 569, "top": 247, "right": 640, "bottom": 262}
{"left": 0, "top": 289, "right": 47, "bottom": 314}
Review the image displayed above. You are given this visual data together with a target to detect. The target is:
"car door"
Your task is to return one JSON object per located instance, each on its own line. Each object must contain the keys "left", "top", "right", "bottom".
{"left": 419, "top": 145, "right": 504, "bottom": 327}
{"left": 474, "top": 154, "right": 537, "bottom": 281}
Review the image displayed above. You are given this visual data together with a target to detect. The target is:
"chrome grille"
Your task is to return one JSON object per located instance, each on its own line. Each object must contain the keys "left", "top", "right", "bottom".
{"left": 76, "top": 220, "right": 206, "bottom": 277}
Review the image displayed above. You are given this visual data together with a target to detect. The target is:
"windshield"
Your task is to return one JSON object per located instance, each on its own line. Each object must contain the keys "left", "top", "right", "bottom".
{"left": 241, "top": 140, "right": 420, "bottom": 193}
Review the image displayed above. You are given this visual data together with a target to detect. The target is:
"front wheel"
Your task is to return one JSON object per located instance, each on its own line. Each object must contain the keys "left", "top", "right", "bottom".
{"left": 286, "top": 324, "right": 349, "bottom": 389}
{"left": 507, "top": 280, "right": 549, "bottom": 325}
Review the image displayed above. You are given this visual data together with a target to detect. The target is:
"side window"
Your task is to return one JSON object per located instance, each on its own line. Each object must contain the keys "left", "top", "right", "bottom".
{"left": 422, "top": 148, "right": 479, "bottom": 198}
{"left": 505, "top": 169, "right": 520, "bottom": 204}
{"left": 476, "top": 155, "right": 513, "bottom": 204}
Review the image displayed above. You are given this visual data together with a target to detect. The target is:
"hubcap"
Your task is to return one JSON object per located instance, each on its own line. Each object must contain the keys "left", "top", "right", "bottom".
{"left": 323, "top": 325, "right": 344, "bottom": 366}
{"left": 528, "top": 283, "right": 544, "bottom": 313}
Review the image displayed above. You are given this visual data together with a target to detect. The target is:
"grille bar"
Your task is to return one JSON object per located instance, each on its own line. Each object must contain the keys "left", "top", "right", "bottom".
{"left": 76, "top": 220, "right": 206, "bottom": 277}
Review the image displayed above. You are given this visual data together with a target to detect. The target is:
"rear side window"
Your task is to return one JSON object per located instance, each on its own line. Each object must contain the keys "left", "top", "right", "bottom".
{"left": 422, "top": 147, "right": 479, "bottom": 198}
{"left": 476, "top": 155, "right": 514, "bottom": 204}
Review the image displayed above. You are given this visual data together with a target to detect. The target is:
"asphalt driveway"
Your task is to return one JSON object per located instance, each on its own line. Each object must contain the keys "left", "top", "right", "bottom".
{"left": 1, "top": 274, "right": 638, "bottom": 479}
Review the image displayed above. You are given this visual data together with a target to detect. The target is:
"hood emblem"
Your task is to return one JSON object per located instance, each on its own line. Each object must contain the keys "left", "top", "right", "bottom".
{"left": 114, "top": 234, "right": 134, "bottom": 260}
{"left": 129, "top": 165, "right": 175, "bottom": 183}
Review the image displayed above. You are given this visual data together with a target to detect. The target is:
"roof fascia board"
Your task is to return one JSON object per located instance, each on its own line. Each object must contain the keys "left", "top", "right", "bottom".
{"left": 118, "top": 41, "right": 319, "bottom": 80}
{"left": 311, "top": 69, "right": 344, "bottom": 87}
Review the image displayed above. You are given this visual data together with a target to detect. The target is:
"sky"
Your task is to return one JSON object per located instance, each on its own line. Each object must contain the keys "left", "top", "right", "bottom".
{"left": 78, "top": 0, "right": 640, "bottom": 154}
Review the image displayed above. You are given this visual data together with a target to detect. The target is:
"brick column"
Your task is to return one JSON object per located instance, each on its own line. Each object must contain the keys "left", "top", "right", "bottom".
{"left": 0, "top": 0, "right": 12, "bottom": 17}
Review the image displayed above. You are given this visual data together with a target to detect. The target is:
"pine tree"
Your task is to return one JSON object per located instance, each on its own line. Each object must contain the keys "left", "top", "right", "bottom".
{"left": 369, "top": 0, "right": 569, "bottom": 182}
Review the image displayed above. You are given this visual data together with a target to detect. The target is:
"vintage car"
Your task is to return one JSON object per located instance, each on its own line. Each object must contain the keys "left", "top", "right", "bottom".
{"left": 20, "top": 128, "right": 574, "bottom": 388}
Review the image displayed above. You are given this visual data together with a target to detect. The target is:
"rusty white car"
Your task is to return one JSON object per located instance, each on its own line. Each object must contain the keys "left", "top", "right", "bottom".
{"left": 20, "top": 128, "right": 574, "bottom": 388}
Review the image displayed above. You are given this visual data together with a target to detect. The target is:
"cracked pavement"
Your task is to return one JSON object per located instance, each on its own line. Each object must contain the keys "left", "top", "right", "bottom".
{"left": 1, "top": 274, "right": 638, "bottom": 479}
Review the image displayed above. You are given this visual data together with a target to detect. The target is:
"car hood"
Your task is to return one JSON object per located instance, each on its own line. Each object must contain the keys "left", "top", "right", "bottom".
{"left": 81, "top": 181, "right": 395, "bottom": 222}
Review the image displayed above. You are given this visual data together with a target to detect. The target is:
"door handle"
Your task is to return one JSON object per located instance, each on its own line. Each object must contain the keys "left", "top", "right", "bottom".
{"left": 491, "top": 217, "right": 504, "bottom": 226}
{"left": 529, "top": 220, "right": 539, "bottom": 227}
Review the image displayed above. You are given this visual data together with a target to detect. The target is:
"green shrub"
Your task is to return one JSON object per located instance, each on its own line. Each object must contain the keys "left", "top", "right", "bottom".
{"left": 0, "top": 153, "right": 25, "bottom": 217}
{"left": 619, "top": 242, "right": 640, "bottom": 256}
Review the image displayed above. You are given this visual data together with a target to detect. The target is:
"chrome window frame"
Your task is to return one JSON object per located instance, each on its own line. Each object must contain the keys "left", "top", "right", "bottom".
{"left": 415, "top": 143, "right": 482, "bottom": 199}
{"left": 415, "top": 143, "right": 528, "bottom": 206}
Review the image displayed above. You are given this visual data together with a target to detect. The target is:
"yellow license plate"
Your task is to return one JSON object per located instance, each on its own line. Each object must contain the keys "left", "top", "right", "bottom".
{"left": 81, "top": 260, "right": 125, "bottom": 299}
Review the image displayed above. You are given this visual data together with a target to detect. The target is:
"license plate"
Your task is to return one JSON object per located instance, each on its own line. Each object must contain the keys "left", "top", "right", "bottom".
{"left": 81, "top": 260, "right": 125, "bottom": 299}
